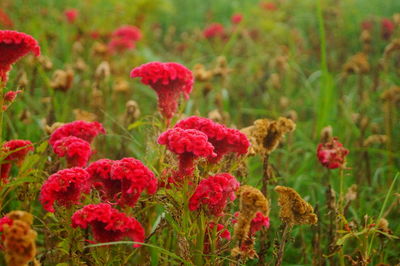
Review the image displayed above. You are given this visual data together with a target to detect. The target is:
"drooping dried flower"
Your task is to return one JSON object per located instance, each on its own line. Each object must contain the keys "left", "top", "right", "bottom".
{"left": 203, "top": 23, "right": 226, "bottom": 39}
{"left": 274, "top": 185, "right": 318, "bottom": 226}
{"left": 123, "top": 100, "right": 140, "bottom": 126}
{"left": 64, "top": 8, "right": 79, "bottom": 23}
{"left": 0, "top": 30, "right": 40, "bottom": 82}
{"left": 49, "top": 120, "right": 105, "bottom": 147}
{"left": 87, "top": 158, "right": 157, "bottom": 207}
{"left": 130, "top": 62, "right": 194, "bottom": 121}
{"left": 342, "top": 52, "right": 370, "bottom": 75}
{"left": 39, "top": 167, "right": 91, "bottom": 212}
{"left": 158, "top": 127, "right": 216, "bottom": 177}
{"left": 50, "top": 69, "right": 74, "bottom": 91}
{"left": 72, "top": 203, "right": 145, "bottom": 247}
{"left": 175, "top": 116, "right": 249, "bottom": 162}
{"left": 53, "top": 136, "right": 92, "bottom": 167}
{"left": 241, "top": 117, "right": 295, "bottom": 156}
{"left": 189, "top": 173, "right": 240, "bottom": 216}
{"left": 1, "top": 139, "right": 34, "bottom": 181}
{"left": 317, "top": 137, "right": 349, "bottom": 169}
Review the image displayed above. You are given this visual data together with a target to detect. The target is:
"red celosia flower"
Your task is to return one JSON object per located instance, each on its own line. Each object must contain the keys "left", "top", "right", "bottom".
{"left": 158, "top": 127, "right": 216, "bottom": 177}
{"left": 2, "top": 90, "right": 22, "bottom": 110}
{"left": 260, "top": 2, "right": 277, "bottom": 11}
{"left": 317, "top": 137, "right": 349, "bottom": 169}
{"left": 381, "top": 18, "right": 395, "bottom": 40}
{"left": 175, "top": 116, "right": 250, "bottom": 162}
{"left": 49, "top": 120, "right": 105, "bottom": 147}
{"left": 39, "top": 167, "right": 91, "bottom": 212}
{"left": 130, "top": 62, "right": 194, "bottom": 121}
{"left": 203, "top": 23, "right": 226, "bottom": 39}
{"left": 231, "top": 14, "right": 243, "bottom": 24}
{"left": 204, "top": 222, "right": 231, "bottom": 253}
{"left": 64, "top": 8, "right": 79, "bottom": 24}
{"left": 189, "top": 173, "right": 240, "bottom": 216}
{"left": 1, "top": 140, "right": 33, "bottom": 181}
{"left": 0, "top": 8, "right": 14, "bottom": 28}
{"left": 71, "top": 203, "right": 145, "bottom": 247}
{"left": 0, "top": 216, "right": 13, "bottom": 232}
{"left": 249, "top": 212, "right": 270, "bottom": 235}
{"left": 108, "top": 25, "right": 142, "bottom": 54}
{"left": 0, "top": 30, "right": 40, "bottom": 82}
{"left": 53, "top": 136, "right": 92, "bottom": 167}
{"left": 208, "top": 222, "right": 231, "bottom": 240}
{"left": 87, "top": 158, "right": 157, "bottom": 207}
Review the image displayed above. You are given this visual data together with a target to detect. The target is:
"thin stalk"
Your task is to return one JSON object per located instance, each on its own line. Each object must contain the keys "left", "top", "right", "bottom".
{"left": 338, "top": 168, "right": 345, "bottom": 266}
{"left": 275, "top": 223, "right": 291, "bottom": 266}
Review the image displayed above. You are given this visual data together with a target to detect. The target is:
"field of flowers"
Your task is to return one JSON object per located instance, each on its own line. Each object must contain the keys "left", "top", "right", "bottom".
{"left": 0, "top": 0, "right": 399, "bottom": 265}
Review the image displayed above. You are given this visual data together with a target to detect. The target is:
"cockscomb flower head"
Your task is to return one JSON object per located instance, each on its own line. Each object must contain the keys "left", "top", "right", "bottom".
{"left": 231, "top": 14, "right": 243, "bottom": 24}
{"left": 39, "top": 167, "right": 91, "bottom": 212}
{"left": 203, "top": 23, "right": 226, "bottom": 39}
{"left": 4, "top": 90, "right": 22, "bottom": 104}
{"left": 130, "top": 62, "right": 194, "bottom": 121}
{"left": 175, "top": 116, "right": 250, "bottom": 162}
{"left": 158, "top": 127, "right": 216, "bottom": 177}
{"left": 189, "top": 173, "right": 240, "bottom": 216}
{"left": 317, "top": 137, "right": 349, "bottom": 169}
{"left": 71, "top": 203, "right": 145, "bottom": 247}
{"left": 64, "top": 9, "right": 79, "bottom": 24}
{"left": 53, "top": 136, "right": 92, "bottom": 167}
{"left": 381, "top": 18, "right": 395, "bottom": 40}
{"left": 108, "top": 25, "right": 142, "bottom": 53}
{"left": 1, "top": 139, "right": 33, "bottom": 181}
{"left": 88, "top": 157, "right": 158, "bottom": 207}
{"left": 49, "top": 120, "right": 105, "bottom": 147}
{"left": 0, "top": 30, "right": 40, "bottom": 82}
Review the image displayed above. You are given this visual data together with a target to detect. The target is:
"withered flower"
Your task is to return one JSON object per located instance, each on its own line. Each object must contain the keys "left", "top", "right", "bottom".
{"left": 274, "top": 185, "right": 317, "bottom": 226}
{"left": 123, "top": 100, "right": 140, "bottom": 126}
{"left": 73, "top": 109, "right": 98, "bottom": 122}
{"left": 50, "top": 69, "right": 74, "bottom": 92}
{"left": 342, "top": 52, "right": 370, "bottom": 75}
{"left": 381, "top": 86, "right": 400, "bottom": 103}
{"left": 363, "top": 135, "right": 388, "bottom": 147}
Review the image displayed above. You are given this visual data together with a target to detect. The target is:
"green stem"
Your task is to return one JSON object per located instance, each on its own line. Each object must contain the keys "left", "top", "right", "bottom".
{"left": 338, "top": 168, "right": 345, "bottom": 266}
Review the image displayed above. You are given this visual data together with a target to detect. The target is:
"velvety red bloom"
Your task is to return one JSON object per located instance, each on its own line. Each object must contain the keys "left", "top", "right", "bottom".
{"left": 175, "top": 116, "right": 250, "bottom": 162}
{"left": 158, "top": 127, "right": 216, "bottom": 177}
{"left": 49, "top": 120, "right": 105, "bottom": 147}
{"left": 204, "top": 222, "right": 231, "bottom": 253}
{"left": 53, "top": 136, "right": 92, "bottom": 167}
{"left": 233, "top": 212, "right": 270, "bottom": 236}
{"left": 130, "top": 62, "right": 194, "bottom": 120}
{"left": 0, "top": 30, "right": 40, "bottom": 82}
{"left": 203, "top": 23, "right": 225, "bottom": 39}
{"left": 0, "top": 8, "right": 14, "bottom": 28}
{"left": 189, "top": 173, "right": 240, "bottom": 216}
{"left": 317, "top": 137, "right": 349, "bottom": 169}
{"left": 2, "top": 90, "right": 22, "bottom": 110}
{"left": 260, "top": 2, "right": 277, "bottom": 11}
{"left": 231, "top": 14, "right": 243, "bottom": 24}
{"left": 71, "top": 203, "right": 145, "bottom": 247}
{"left": 39, "top": 167, "right": 91, "bottom": 212}
{"left": 0, "top": 216, "right": 13, "bottom": 232}
{"left": 381, "top": 18, "right": 395, "bottom": 40}
{"left": 64, "top": 9, "right": 79, "bottom": 24}
{"left": 87, "top": 158, "right": 157, "bottom": 207}
{"left": 108, "top": 25, "right": 142, "bottom": 54}
{"left": 1, "top": 140, "right": 33, "bottom": 181}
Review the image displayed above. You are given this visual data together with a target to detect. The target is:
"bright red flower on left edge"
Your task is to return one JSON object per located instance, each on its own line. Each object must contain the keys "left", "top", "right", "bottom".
{"left": 0, "top": 30, "right": 40, "bottom": 82}
{"left": 39, "top": 168, "right": 91, "bottom": 212}
{"left": 1, "top": 140, "right": 33, "bottom": 181}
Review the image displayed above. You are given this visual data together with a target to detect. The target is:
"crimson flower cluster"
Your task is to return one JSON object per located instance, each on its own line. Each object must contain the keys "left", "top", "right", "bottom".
{"left": 49, "top": 120, "right": 105, "bottom": 167}
{"left": 3, "top": 90, "right": 22, "bottom": 110}
{"left": 0, "top": 30, "right": 40, "bottom": 82}
{"left": 189, "top": 173, "right": 240, "bottom": 216}
{"left": 108, "top": 25, "right": 142, "bottom": 54}
{"left": 86, "top": 158, "right": 157, "bottom": 207}
{"left": 233, "top": 212, "right": 270, "bottom": 236}
{"left": 64, "top": 9, "right": 78, "bottom": 24}
{"left": 317, "top": 137, "right": 349, "bottom": 169}
{"left": 1, "top": 140, "right": 33, "bottom": 181}
{"left": 39, "top": 168, "right": 91, "bottom": 212}
{"left": 381, "top": 18, "right": 395, "bottom": 40}
{"left": 231, "top": 14, "right": 243, "bottom": 24}
{"left": 71, "top": 203, "right": 145, "bottom": 247}
{"left": 203, "top": 23, "right": 226, "bottom": 39}
{"left": 204, "top": 222, "right": 231, "bottom": 254}
{"left": 130, "top": 62, "right": 194, "bottom": 121}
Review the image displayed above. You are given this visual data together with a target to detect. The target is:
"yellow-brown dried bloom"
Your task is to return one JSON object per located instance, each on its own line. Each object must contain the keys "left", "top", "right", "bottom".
{"left": 123, "top": 100, "right": 141, "bottom": 126}
{"left": 45, "top": 122, "right": 65, "bottom": 135}
{"left": 275, "top": 185, "right": 318, "bottom": 226}
{"left": 213, "top": 56, "right": 231, "bottom": 77}
{"left": 113, "top": 79, "right": 130, "bottom": 93}
{"left": 193, "top": 64, "right": 213, "bottom": 82}
{"left": 95, "top": 61, "right": 111, "bottom": 81}
{"left": 50, "top": 69, "right": 74, "bottom": 92}
{"left": 381, "top": 86, "right": 400, "bottom": 103}
{"left": 6, "top": 211, "right": 33, "bottom": 226}
{"left": 73, "top": 109, "right": 98, "bottom": 122}
{"left": 241, "top": 117, "right": 296, "bottom": 156}
{"left": 363, "top": 135, "right": 388, "bottom": 147}
{"left": 383, "top": 39, "right": 400, "bottom": 60}
{"left": 342, "top": 52, "right": 370, "bottom": 75}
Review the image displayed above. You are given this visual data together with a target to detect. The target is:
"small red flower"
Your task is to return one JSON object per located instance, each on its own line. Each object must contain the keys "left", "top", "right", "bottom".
{"left": 204, "top": 222, "right": 231, "bottom": 253}
{"left": 0, "top": 30, "right": 40, "bottom": 82}
{"left": 87, "top": 158, "right": 157, "bottom": 207}
{"left": 3, "top": 90, "right": 22, "bottom": 110}
{"left": 189, "top": 173, "right": 240, "bottom": 216}
{"left": 317, "top": 137, "right": 349, "bottom": 169}
{"left": 381, "top": 18, "right": 395, "bottom": 40}
{"left": 108, "top": 25, "right": 142, "bottom": 54}
{"left": 175, "top": 116, "right": 250, "bottom": 162}
{"left": 1, "top": 140, "right": 33, "bottom": 181}
{"left": 39, "top": 168, "right": 91, "bottom": 212}
{"left": 203, "top": 23, "right": 226, "bottom": 39}
{"left": 130, "top": 62, "right": 194, "bottom": 121}
{"left": 71, "top": 203, "right": 145, "bottom": 247}
{"left": 231, "top": 14, "right": 243, "bottom": 24}
{"left": 0, "top": 8, "right": 14, "bottom": 28}
{"left": 49, "top": 120, "right": 105, "bottom": 147}
{"left": 158, "top": 127, "right": 216, "bottom": 177}
{"left": 249, "top": 212, "right": 270, "bottom": 235}
{"left": 0, "top": 216, "right": 13, "bottom": 232}
{"left": 260, "top": 2, "right": 277, "bottom": 11}
{"left": 64, "top": 9, "right": 79, "bottom": 24}
{"left": 53, "top": 136, "right": 92, "bottom": 167}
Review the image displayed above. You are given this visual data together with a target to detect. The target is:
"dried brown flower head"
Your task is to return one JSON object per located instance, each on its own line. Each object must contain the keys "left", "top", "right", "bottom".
{"left": 241, "top": 117, "right": 296, "bottom": 156}
{"left": 6, "top": 211, "right": 33, "bottom": 226}
{"left": 267, "top": 73, "right": 281, "bottom": 89}
{"left": 363, "top": 135, "right": 388, "bottom": 147}
{"left": 193, "top": 64, "right": 213, "bottom": 82}
{"left": 95, "top": 61, "right": 111, "bottom": 81}
{"left": 343, "top": 52, "right": 370, "bottom": 75}
{"left": 50, "top": 69, "right": 74, "bottom": 92}
{"left": 74, "top": 58, "right": 87, "bottom": 72}
{"left": 213, "top": 56, "right": 231, "bottom": 77}
{"left": 37, "top": 55, "right": 53, "bottom": 71}
{"left": 381, "top": 86, "right": 400, "bottom": 103}
{"left": 320, "top": 125, "right": 333, "bottom": 143}
{"left": 123, "top": 100, "right": 141, "bottom": 126}
{"left": 113, "top": 79, "right": 130, "bottom": 93}
{"left": 383, "top": 39, "right": 400, "bottom": 60}
{"left": 45, "top": 122, "right": 65, "bottom": 135}
{"left": 275, "top": 185, "right": 318, "bottom": 226}
{"left": 73, "top": 109, "right": 97, "bottom": 122}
